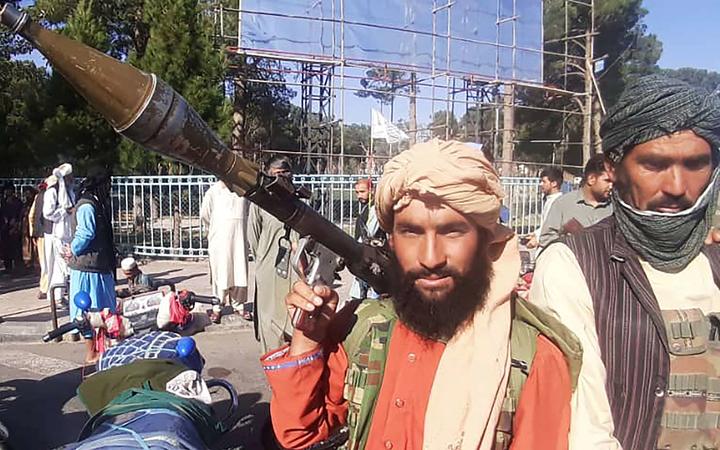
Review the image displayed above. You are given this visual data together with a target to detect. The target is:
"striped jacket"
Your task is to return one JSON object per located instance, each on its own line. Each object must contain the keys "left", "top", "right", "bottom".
{"left": 562, "top": 216, "right": 720, "bottom": 450}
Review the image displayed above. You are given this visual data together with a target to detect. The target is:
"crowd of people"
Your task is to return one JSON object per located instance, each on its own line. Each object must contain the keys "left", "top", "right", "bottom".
{"left": 0, "top": 163, "right": 75, "bottom": 293}
{"left": 2, "top": 73, "right": 720, "bottom": 449}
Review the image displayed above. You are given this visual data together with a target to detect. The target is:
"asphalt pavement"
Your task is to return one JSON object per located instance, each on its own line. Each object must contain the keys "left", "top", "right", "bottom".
{"left": 0, "top": 258, "right": 356, "bottom": 449}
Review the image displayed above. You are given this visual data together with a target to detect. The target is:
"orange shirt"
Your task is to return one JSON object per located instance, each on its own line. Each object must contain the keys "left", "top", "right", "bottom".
{"left": 365, "top": 322, "right": 445, "bottom": 449}
{"left": 262, "top": 323, "right": 571, "bottom": 450}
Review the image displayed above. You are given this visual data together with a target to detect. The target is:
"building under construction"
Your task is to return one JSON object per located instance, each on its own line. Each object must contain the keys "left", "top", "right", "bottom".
{"left": 213, "top": 0, "right": 600, "bottom": 175}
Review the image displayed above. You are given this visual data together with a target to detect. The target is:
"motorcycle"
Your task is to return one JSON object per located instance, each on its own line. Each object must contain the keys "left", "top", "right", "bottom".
{"left": 45, "top": 294, "right": 240, "bottom": 450}
{"left": 42, "top": 291, "right": 134, "bottom": 352}
{"left": 119, "top": 285, "right": 220, "bottom": 335}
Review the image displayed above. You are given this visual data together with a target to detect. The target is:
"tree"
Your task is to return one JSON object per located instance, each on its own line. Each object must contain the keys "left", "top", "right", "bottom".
{"left": 115, "top": 0, "right": 231, "bottom": 174}
{"left": 0, "top": 2, "right": 52, "bottom": 176}
{"left": 28, "top": 0, "right": 234, "bottom": 174}
{"left": 340, "top": 123, "right": 371, "bottom": 156}
{"left": 229, "top": 56, "right": 296, "bottom": 156}
{"left": 30, "top": 0, "right": 123, "bottom": 173}
{"left": 544, "top": 0, "right": 662, "bottom": 105}
{"left": 660, "top": 68, "right": 720, "bottom": 92}
{"left": 355, "top": 68, "right": 414, "bottom": 121}
{"left": 332, "top": 123, "right": 370, "bottom": 174}
{"left": 0, "top": 46, "right": 50, "bottom": 176}
{"left": 430, "top": 111, "right": 459, "bottom": 139}
{"left": 515, "top": 0, "right": 663, "bottom": 167}
{"left": 460, "top": 106, "right": 495, "bottom": 144}
{"left": 36, "top": 0, "right": 149, "bottom": 59}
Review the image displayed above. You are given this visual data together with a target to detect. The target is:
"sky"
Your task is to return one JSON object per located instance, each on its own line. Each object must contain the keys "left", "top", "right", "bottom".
{"left": 9, "top": 0, "right": 720, "bottom": 126}
{"left": 643, "top": 0, "right": 720, "bottom": 72}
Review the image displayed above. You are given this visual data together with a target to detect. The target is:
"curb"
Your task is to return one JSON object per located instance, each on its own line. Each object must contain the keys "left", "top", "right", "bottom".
{"left": 0, "top": 321, "right": 54, "bottom": 343}
{"left": 0, "top": 317, "right": 254, "bottom": 344}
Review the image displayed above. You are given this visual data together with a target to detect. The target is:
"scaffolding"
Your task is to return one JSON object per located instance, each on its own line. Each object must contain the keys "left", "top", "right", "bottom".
{"left": 299, "top": 62, "right": 335, "bottom": 173}
{"left": 213, "top": 0, "right": 597, "bottom": 175}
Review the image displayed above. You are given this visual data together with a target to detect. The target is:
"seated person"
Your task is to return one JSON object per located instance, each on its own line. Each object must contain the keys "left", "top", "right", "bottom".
{"left": 116, "top": 257, "right": 160, "bottom": 298}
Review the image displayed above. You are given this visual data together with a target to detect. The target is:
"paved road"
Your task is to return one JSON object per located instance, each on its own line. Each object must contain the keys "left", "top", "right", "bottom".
{"left": 0, "top": 328, "right": 271, "bottom": 450}
{"left": 0, "top": 257, "right": 358, "bottom": 448}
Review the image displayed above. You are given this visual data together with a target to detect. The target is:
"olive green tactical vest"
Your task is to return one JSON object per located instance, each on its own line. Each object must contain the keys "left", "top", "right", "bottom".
{"left": 657, "top": 309, "right": 720, "bottom": 450}
{"left": 336, "top": 297, "right": 582, "bottom": 450}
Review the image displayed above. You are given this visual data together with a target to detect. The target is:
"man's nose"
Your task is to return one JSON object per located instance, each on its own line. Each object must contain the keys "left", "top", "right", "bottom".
{"left": 661, "top": 167, "right": 687, "bottom": 199}
{"left": 418, "top": 235, "right": 447, "bottom": 271}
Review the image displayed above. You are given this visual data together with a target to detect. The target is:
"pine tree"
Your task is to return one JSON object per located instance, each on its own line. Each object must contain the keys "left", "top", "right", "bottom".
{"left": 34, "top": 0, "right": 121, "bottom": 173}
{"left": 118, "top": 0, "right": 230, "bottom": 173}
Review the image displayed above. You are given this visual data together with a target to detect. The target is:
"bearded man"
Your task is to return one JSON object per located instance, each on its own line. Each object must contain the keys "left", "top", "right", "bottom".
{"left": 261, "top": 139, "right": 582, "bottom": 450}
{"left": 531, "top": 75, "right": 720, "bottom": 450}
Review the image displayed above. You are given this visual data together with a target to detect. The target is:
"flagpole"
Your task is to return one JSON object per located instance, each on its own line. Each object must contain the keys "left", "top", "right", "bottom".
{"left": 370, "top": 137, "right": 374, "bottom": 174}
{"left": 370, "top": 108, "right": 375, "bottom": 174}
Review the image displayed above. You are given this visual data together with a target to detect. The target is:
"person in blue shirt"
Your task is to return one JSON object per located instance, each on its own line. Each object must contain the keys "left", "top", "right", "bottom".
{"left": 63, "top": 166, "right": 116, "bottom": 362}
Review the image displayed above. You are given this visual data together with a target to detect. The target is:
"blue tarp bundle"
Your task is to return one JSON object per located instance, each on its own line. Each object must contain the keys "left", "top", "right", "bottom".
{"left": 98, "top": 331, "right": 203, "bottom": 373}
{"left": 57, "top": 409, "right": 207, "bottom": 450}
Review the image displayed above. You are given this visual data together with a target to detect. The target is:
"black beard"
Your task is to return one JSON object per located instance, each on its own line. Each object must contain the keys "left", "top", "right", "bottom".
{"left": 390, "top": 250, "right": 493, "bottom": 342}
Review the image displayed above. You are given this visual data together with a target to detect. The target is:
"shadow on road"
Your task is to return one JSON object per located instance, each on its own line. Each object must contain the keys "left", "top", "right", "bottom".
{"left": 212, "top": 391, "right": 271, "bottom": 450}
{"left": 165, "top": 272, "right": 207, "bottom": 286}
{"left": 0, "top": 367, "right": 87, "bottom": 450}
{"left": 0, "top": 272, "right": 40, "bottom": 296}
{"left": 1, "top": 308, "right": 69, "bottom": 323}
{"left": 0, "top": 365, "right": 273, "bottom": 450}
{"left": 144, "top": 268, "right": 184, "bottom": 279}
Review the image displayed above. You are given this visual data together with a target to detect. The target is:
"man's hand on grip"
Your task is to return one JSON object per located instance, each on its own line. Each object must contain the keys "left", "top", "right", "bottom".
{"left": 286, "top": 280, "right": 339, "bottom": 356}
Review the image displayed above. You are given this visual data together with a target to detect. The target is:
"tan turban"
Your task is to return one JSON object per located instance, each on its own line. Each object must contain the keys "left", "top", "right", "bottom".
{"left": 376, "top": 139, "right": 505, "bottom": 234}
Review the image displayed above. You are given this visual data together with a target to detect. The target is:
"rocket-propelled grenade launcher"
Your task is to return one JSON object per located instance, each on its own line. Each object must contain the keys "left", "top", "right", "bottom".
{"left": 1, "top": 4, "right": 394, "bottom": 300}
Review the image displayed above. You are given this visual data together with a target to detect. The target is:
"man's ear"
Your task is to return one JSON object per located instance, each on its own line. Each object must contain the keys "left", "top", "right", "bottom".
{"left": 604, "top": 158, "right": 616, "bottom": 183}
{"left": 388, "top": 233, "right": 395, "bottom": 251}
{"left": 586, "top": 173, "right": 597, "bottom": 187}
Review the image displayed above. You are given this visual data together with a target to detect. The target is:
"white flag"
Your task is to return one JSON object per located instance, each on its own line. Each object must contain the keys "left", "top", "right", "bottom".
{"left": 371, "top": 108, "right": 409, "bottom": 144}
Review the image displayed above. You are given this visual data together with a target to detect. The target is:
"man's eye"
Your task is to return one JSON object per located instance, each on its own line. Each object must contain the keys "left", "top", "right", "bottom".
{"left": 642, "top": 162, "right": 664, "bottom": 171}
{"left": 686, "top": 159, "right": 710, "bottom": 171}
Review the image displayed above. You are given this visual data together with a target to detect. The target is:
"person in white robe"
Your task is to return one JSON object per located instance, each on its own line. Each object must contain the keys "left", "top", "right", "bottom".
{"left": 42, "top": 163, "right": 76, "bottom": 294}
{"left": 200, "top": 180, "right": 249, "bottom": 323}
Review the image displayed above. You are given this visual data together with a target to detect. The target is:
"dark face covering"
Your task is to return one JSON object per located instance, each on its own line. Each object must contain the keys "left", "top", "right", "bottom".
{"left": 601, "top": 75, "right": 720, "bottom": 272}
{"left": 79, "top": 167, "right": 112, "bottom": 218}
{"left": 390, "top": 248, "right": 493, "bottom": 342}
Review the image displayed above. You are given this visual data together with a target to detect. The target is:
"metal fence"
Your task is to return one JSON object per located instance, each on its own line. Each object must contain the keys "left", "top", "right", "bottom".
{"left": 4, "top": 175, "right": 567, "bottom": 259}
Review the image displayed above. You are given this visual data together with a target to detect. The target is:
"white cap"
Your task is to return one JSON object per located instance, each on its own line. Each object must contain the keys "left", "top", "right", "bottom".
{"left": 44, "top": 175, "right": 58, "bottom": 187}
{"left": 52, "top": 163, "right": 73, "bottom": 178}
{"left": 120, "top": 257, "right": 137, "bottom": 271}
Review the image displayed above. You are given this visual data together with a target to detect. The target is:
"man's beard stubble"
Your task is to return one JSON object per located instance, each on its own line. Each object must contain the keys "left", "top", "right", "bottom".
{"left": 390, "top": 250, "right": 494, "bottom": 342}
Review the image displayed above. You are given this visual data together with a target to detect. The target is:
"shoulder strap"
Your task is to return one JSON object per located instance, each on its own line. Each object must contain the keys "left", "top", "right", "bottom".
{"left": 701, "top": 244, "right": 720, "bottom": 288}
{"left": 495, "top": 296, "right": 584, "bottom": 449}
{"left": 344, "top": 299, "right": 397, "bottom": 361}
{"left": 513, "top": 297, "right": 583, "bottom": 390}
{"left": 342, "top": 299, "right": 397, "bottom": 450}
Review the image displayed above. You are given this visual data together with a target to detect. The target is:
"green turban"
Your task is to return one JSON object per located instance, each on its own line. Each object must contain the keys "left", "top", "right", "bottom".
{"left": 601, "top": 75, "right": 720, "bottom": 162}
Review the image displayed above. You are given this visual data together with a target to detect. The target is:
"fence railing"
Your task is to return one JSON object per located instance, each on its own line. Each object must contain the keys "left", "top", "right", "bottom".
{"left": 4, "top": 175, "right": 567, "bottom": 259}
